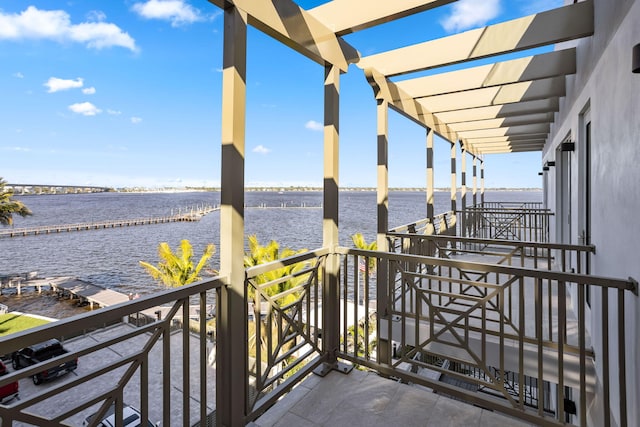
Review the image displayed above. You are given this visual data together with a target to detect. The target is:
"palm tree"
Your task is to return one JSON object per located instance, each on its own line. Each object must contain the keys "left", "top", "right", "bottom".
{"left": 243, "top": 235, "right": 309, "bottom": 365}
{"left": 351, "top": 232, "right": 377, "bottom": 272}
{"left": 0, "top": 178, "right": 32, "bottom": 226}
{"left": 139, "top": 240, "right": 216, "bottom": 287}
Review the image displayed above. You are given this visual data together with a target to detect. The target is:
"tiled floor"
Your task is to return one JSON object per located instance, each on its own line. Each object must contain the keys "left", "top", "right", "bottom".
{"left": 254, "top": 368, "right": 533, "bottom": 427}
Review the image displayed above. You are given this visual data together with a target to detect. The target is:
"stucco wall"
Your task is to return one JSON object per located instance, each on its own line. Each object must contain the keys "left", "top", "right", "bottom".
{"left": 544, "top": 0, "right": 640, "bottom": 425}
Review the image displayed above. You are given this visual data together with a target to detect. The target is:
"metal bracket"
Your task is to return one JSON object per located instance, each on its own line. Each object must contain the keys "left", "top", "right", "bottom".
{"left": 313, "top": 361, "right": 354, "bottom": 377}
{"left": 630, "top": 277, "right": 638, "bottom": 296}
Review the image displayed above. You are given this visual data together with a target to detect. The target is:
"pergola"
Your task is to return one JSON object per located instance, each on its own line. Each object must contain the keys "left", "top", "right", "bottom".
{"left": 206, "top": 1, "right": 594, "bottom": 424}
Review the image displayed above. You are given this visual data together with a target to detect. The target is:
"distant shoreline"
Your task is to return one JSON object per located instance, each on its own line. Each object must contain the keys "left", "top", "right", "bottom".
{"left": 118, "top": 187, "right": 543, "bottom": 193}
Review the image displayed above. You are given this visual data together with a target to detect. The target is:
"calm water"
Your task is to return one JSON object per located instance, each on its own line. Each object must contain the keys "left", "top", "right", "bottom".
{"left": 1, "top": 190, "right": 541, "bottom": 295}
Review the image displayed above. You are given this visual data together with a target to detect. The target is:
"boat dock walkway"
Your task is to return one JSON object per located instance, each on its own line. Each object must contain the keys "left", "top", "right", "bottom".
{"left": 0, "top": 206, "right": 219, "bottom": 238}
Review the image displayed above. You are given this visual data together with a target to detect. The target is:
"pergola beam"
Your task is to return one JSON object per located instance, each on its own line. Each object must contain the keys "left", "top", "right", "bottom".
{"left": 456, "top": 123, "right": 550, "bottom": 140}
{"left": 418, "top": 76, "right": 566, "bottom": 113}
{"left": 395, "top": 48, "right": 576, "bottom": 98}
{"left": 448, "top": 113, "right": 555, "bottom": 132}
{"left": 436, "top": 98, "right": 560, "bottom": 124}
{"left": 208, "top": 0, "right": 359, "bottom": 72}
{"left": 357, "top": 0, "right": 593, "bottom": 76}
{"left": 364, "top": 68, "right": 459, "bottom": 143}
{"left": 308, "top": 0, "right": 457, "bottom": 36}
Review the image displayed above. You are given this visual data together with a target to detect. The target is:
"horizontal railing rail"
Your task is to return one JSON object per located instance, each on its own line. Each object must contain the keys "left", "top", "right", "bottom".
{"left": 0, "top": 277, "right": 224, "bottom": 427}
{"left": 335, "top": 247, "right": 636, "bottom": 426}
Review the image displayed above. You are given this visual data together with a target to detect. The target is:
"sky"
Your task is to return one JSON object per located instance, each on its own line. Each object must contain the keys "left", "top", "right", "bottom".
{"left": 0, "top": 0, "right": 563, "bottom": 189}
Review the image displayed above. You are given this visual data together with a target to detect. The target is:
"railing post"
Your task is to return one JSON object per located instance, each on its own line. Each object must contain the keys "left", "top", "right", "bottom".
{"left": 218, "top": 6, "right": 248, "bottom": 426}
{"left": 376, "top": 98, "right": 390, "bottom": 364}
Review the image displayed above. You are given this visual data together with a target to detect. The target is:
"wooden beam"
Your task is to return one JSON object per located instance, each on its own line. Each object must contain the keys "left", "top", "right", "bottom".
{"left": 364, "top": 68, "right": 459, "bottom": 143}
{"left": 308, "top": 0, "right": 456, "bottom": 36}
{"left": 358, "top": 0, "right": 593, "bottom": 76}
{"left": 395, "top": 48, "right": 576, "bottom": 98}
{"left": 417, "top": 77, "right": 566, "bottom": 113}
{"left": 436, "top": 99, "right": 560, "bottom": 124}
{"left": 208, "top": 0, "right": 359, "bottom": 71}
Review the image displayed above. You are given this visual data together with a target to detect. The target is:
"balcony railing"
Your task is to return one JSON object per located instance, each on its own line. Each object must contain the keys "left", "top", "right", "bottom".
{"left": 0, "top": 278, "right": 222, "bottom": 426}
{"left": 336, "top": 247, "right": 637, "bottom": 426}
{"left": 459, "top": 205, "right": 553, "bottom": 243}
{"left": 1, "top": 216, "right": 637, "bottom": 426}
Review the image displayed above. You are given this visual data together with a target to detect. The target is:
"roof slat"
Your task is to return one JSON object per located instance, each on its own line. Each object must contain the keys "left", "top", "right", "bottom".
{"left": 417, "top": 77, "right": 565, "bottom": 113}
{"left": 308, "top": 0, "right": 456, "bottom": 36}
{"left": 357, "top": 0, "right": 593, "bottom": 77}
{"left": 395, "top": 48, "right": 576, "bottom": 98}
{"left": 435, "top": 99, "right": 559, "bottom": 124}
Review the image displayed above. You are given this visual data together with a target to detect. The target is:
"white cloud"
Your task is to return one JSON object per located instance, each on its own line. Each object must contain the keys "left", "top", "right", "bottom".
{"left": 131, "top": 116, "right": 143, "bottom": 124}
{"left": 82, "top": 87, "right": 96, "bottom": 95}
{"left": 132, "top": 0, "right": 204, "bottom": 27}
{"left": 13, "top": 72, "right": 24, "bottom": 78}
{"left": 107, "top": 109, "right": 122, "bottom": 115}
{"left": 305, "top": 120, "right": 323, "bottom": 131}
{"left": 440, "top": 0, "right": 501, "bottom": 32}
{"left": 44, "top": 77, "right": 83, "bottom": 93}
{"left": 252, "top": 145, "right": 271, "bottom": 154}
{"left": 0, "top": 6, "right": 137, "bottom": 51}
{"left": 86, "top": 10, "right": 107, "bottom": 23}
{"left": 68, "top": 102, "right": 101, "bottom": 116}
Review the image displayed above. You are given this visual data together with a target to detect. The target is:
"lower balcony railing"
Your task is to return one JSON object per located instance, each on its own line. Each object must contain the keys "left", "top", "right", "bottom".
{"left": 459, "top": 205, "right": 553, "bottom": 243}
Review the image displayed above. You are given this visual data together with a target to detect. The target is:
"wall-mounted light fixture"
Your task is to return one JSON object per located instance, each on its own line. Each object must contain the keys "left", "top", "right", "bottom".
{"left": 538, "top": 172, "right": 544, "bottom": 176}
{"left": 561, "top": 141, "right": 575, "bottom": 152}
{"left": 633, "top": 43, "right": 640, "bottom": 73}
{"left": 542, "top": 166, "right": 550, "bottom": 171}
{"left": 546, "top": 161, "right": 555, "bottom": 167}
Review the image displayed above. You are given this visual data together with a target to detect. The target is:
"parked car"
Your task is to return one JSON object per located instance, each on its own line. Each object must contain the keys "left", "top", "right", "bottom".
{"left": 83, "top": 404, "right": 159, "bottom": 427}
{"left": 0, "top": 359, "right": 19, "bottom": 403}
{"left": 11, "top": 339, "right": 78, "bottom": 385}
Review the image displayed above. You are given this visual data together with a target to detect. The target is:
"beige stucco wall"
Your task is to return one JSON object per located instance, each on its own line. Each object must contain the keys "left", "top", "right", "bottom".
{"left": 544, "top": 0, "right": 640, "bottom": 425}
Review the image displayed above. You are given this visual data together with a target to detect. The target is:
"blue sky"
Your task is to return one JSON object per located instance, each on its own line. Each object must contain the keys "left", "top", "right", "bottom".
{"left": 1, "top": 0, "right": 562, "bottom": 189}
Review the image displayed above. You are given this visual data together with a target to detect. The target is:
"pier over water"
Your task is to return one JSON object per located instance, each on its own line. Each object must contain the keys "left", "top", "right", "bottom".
{"left": 0, "top": 205, "right": 219, "bottom": 238}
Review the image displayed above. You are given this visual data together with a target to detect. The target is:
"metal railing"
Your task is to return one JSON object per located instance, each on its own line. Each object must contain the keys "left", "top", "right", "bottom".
{"left": 388, "top": 210, "right": 457, "bottom": 236}
{"left": 1, "top": 243, "right": 636, "bottom": 426}
{"left": 387, "top": 233, "right": 595, "bottom": 275}
{"left": 244, "top": 248, "right": 329, "bottom": 420}
{"left": 459, "top": 205, "right": 553, "bottom": 243}
{"left": 335, "top": 247, "right": 637, "bottom": 426}
{"left": 0, "top": 278, "right": 222, "bottom": 427}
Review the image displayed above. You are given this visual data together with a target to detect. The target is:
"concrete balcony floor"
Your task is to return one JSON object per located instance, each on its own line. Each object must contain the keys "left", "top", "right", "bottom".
{"left": 254, "top": 368, "right": 533, "bottom": 427}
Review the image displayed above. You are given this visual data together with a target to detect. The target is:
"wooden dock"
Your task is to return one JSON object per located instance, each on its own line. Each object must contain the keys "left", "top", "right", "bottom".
{"left": 0, "top": 206, "right": 219, "bottom": 238}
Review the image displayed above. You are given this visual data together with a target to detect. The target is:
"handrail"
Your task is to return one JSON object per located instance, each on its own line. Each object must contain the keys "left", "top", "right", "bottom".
{"left": 335, "top": 246, "right": 636, "bottom": 425}
{"left": 0, "top": 277, "right": 224, "bottom": 427}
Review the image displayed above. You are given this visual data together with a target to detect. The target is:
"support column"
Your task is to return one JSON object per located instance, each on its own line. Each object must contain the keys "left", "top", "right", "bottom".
{"left": 481, "top": 159, "right": 485, "bottom": 205}
{"left": 317, "top": 63, "right": 348, "bottom": 376}
{"left": 376, "top": 98, "right": 390, "bottom": 364}
{"left": 472, "top": 155, "right": 477, "bottom": 207}
{"left": 218, "top": 6, "right": 247, "bottom": 427}
{"left": 426, "top": 128, "right": 434, "bottom": 221}
{"left": 450, "top": 142, "right": 457, "bottom": 213}
{"left": 460, "top": 142, "right": 467, "bottom": 237}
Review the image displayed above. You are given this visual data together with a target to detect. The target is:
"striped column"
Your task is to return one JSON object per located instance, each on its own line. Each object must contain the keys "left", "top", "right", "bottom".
{"left": 426, "top": 128, "right": 434, "bottom": 221}
{"left": 218, "top": 6, "right": 247, "bottom": 426}
{"left": 376, "top": 97, "right": 390, "bottom": 363}
{"left": 481, "top": 159, "right": 485, "bottom": 205}
{"left": 461, "top": 141, "right": 467, "bottom": 237}
{"left": 450, "top": 141, "right": 457, "bottom": 213}
{"left": 473, "top": 155, "right": 478, "bottom": 207}
{"left": 322, "top": 63, "right": 341, "bottom": 370}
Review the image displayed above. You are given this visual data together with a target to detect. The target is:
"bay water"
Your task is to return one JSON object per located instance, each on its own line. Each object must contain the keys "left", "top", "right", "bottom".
{"left": 1, "top": 190, "right": 541, "bottom": 296}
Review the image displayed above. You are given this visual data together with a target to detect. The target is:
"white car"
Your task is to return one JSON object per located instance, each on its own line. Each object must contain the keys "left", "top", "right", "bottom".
{"left": 83, "top": 405, "right": 158, "bottom": 427}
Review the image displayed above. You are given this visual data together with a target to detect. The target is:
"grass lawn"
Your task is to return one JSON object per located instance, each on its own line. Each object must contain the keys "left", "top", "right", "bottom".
{"left": 0, "top": 313, "right": 51, "bottom": 337}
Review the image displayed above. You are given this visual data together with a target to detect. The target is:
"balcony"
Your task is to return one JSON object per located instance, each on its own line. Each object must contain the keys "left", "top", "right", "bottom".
{"left": 0, "top": 205, "right": 636, "bottom": 426}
